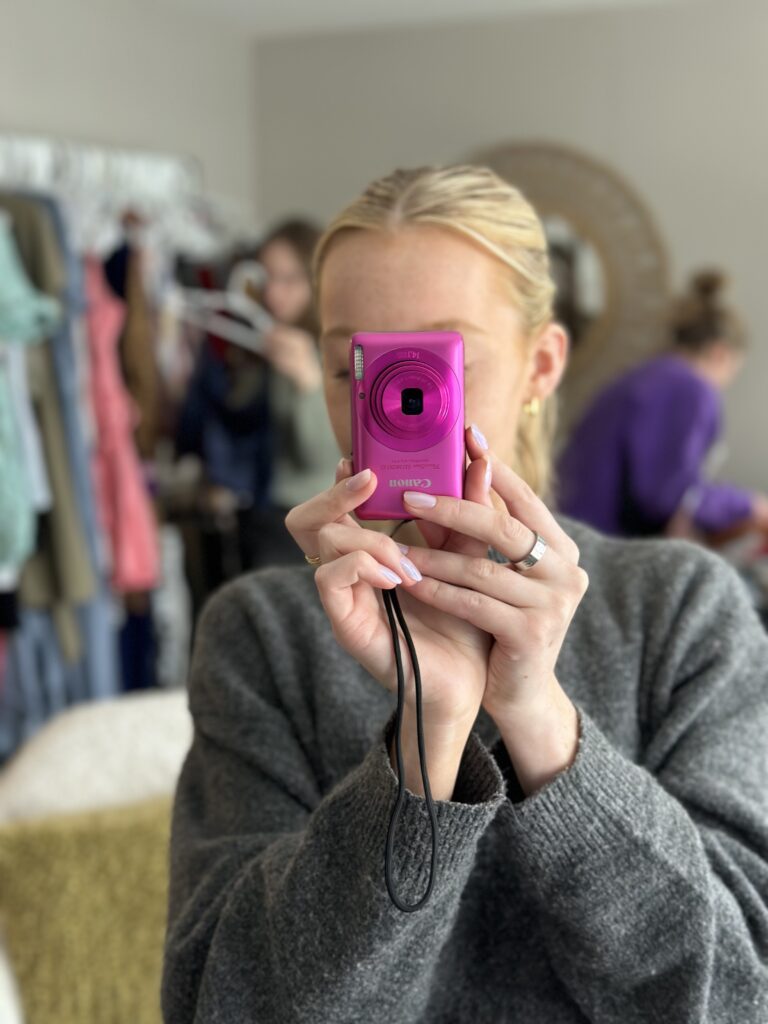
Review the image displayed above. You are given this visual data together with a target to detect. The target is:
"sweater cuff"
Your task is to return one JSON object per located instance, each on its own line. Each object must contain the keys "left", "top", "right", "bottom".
{"left": 498, "top": 704, "right": 659, "bottom": 887}
{"left": 335, "top": 710, "right": 506, "bottom": 901}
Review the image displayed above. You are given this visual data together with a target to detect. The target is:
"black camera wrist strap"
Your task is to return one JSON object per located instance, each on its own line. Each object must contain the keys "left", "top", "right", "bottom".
{"left": 382, "top": 588, "right": 438, "bottom": 912}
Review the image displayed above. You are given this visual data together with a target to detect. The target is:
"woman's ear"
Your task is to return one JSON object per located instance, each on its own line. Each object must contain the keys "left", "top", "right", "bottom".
{"left": 524, "top": 321, "right": 569, "bottom": 402}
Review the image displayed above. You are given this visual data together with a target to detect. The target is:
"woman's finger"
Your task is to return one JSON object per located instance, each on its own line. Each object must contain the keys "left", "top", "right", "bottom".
{"left": 334, "top": 456, "right": 353, "bottom": 485}
{"left": 396, "top": 544, "right": 569, "bottom": 608}
{"left": 405, "top": 572, "right": 528, "bottom": 644}
{"left": 414, "top": 453, "right": 492, "bottom": 555}
{"left": 402, "top": 489, "right": 570, "bottom": 574}
{"left": 317, "top": 521, "right": 422, "bottom": 586}
{"left": 285, "top": 466, "right": 377, "bottom": 555}
{"left": 466, "top": 424, "right": 580, "bottom": 565}
{"left": 314, "top": 549, "right": 404, "bottom": 640}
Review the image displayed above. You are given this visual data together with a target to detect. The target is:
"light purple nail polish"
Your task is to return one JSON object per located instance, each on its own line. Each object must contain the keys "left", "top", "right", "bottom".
{"left": 400, "top": 557, "right": 422, "bottom": 582}
{"left": 396, "top": 542, "right": 410, "bottom": 554}
{"left": 379, "top": 566, "right": 402, "bottom": 585}
{"left": 471, "top": 423, "right": 489, "bottom": 450}
{"left": 346, "top": 468, "right": 371, "bottom": 491}
{"left": 403, "top": 491, "right": 437, "bottom": 509}
{"left": 484, "top": 458, "right": 492, "bottom": 490}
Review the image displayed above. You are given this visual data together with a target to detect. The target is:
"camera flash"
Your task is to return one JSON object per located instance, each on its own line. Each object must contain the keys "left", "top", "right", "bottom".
{"left": 354, "top": 345, "right": 364, "bottom": 381}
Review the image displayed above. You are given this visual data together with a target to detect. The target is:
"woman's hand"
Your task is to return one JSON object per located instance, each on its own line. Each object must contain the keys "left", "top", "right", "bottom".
{"left": 287, "top": 440, "right": 503, "bottom": 799}
{"left": 398, "top": 427, "right": 589, "bottom": 793}
{"left": 285, "top": 451, "right": 494, "bottom": 730}
{"left": 263, "top": 324, "right": 322, "bottom": 392}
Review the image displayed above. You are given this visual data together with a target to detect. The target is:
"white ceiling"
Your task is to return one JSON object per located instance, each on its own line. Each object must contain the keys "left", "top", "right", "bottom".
{"left": 157, "top": 0, "right": 692, "bottom": 40}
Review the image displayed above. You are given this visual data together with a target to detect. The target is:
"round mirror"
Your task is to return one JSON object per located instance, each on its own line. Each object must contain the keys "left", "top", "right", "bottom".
{"left": 466, "top": 142, "right": 671, "bottom": 433}
{"left": 543, "top": 214, "right": 607, "bottom": 352}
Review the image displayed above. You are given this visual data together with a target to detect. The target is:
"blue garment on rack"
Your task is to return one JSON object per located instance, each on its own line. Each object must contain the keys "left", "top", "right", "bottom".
{"left": 176, "top": 340, "right": 273, "bottom": 505}
{"left": 0, "top": 587, "right": 120, "bottom": 763}
{"left": 0, "top": 609, "right": 68, "bottom": 761}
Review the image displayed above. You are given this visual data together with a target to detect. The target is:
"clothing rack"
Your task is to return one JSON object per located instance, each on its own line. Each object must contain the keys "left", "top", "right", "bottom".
{"left": 0, "top": 133, "right": 255, "bottom": 258}
{"left": 0, "top": 133, "right": 202, "bottom": 207}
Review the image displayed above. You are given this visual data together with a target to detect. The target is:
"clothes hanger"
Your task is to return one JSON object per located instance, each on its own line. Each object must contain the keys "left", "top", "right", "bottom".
{"left": 178, "top": 288, "right": 274, "bottom": 355}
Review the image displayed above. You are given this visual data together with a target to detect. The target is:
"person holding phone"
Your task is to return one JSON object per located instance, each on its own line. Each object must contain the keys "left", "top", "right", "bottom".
{"left": 163, "top": 166, "right": 768, "bottom": 1022}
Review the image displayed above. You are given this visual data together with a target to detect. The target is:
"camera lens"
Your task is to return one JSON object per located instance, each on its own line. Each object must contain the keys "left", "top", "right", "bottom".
{"left": 401, "top": 388, "right": 423, "bottom": 416}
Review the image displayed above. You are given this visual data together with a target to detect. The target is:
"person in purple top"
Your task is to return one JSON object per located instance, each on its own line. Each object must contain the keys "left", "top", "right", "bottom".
{"left": 557, "top": 270, "right": 768, "bottom": 539}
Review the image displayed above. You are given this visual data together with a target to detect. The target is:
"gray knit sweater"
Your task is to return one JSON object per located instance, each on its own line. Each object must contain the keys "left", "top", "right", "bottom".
{"left": 162, "top": 516, "right": 768, "bottom": 1022}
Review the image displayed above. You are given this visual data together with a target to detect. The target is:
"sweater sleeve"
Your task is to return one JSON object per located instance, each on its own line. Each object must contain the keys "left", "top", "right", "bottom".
{"left": 627, "top": 375, "right": 756, "bottom": 534}
{"left": 495, "top": 550, "right": 768, "bottom": 1023}
{"left": 690, "top": 481, "right": 754, "bottom": 534}
{"left": 161, "top": 581, "right": 506, "bottom": 1023}
{"left": 274, "top": 371, "right": 336, "bottom": 474}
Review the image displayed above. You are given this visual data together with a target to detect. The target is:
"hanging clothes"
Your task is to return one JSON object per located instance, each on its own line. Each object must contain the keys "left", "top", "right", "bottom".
{"left": 0, "top": 193, "right": 119, "bottom": 761}
{"left": 5, "top": 344, "right": 52, "bottom": 515}
{"left": 176, "top": 337, "right": 272, "bottom": 504}
{"left": 0, "top": 213, "right": 59, "bottom": 584}
{"left": 0, "top": 194, "right": 97, "bottom": 662}
{"left": 84, "top": 256, "right": 159, "bottom": 593}
{"left": 105, "top": 241, "right": 160, "bottom": 459}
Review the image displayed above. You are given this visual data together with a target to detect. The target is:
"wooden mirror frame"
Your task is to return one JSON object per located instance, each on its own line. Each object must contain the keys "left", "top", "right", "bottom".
{"left": 467, "top": 141, "right": 671, "bottom": 431}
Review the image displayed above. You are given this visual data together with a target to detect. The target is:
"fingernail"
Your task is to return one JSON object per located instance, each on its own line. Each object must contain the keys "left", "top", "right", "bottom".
{"left": 346, "top": 468, "right": 371, "bottom": 491}
{"left": 470, "top": 423, "right": 488, "bottom": 450}
{"left": 400, "top": 557, "right": 422, "bottom": 582}
{"left": 484, "top": 457, "right": 492, "bottom": 490}
{"left": 379, "top": 566, "right": 402, "bottom": 585}
{"left": 396, "top": 542, "right": 410, "bottom": 554}
{"left": 403, "top": 491, "right": 437, "bottom": 508}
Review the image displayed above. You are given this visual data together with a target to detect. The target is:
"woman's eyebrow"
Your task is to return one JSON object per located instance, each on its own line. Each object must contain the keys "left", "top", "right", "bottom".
{"left": 320, "top": 319, "right": 486, "bottom": 342}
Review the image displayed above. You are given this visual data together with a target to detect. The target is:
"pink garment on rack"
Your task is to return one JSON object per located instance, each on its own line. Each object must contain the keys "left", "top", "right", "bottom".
{"left": 84, "top": 257, "right": 159, "bottom": 593}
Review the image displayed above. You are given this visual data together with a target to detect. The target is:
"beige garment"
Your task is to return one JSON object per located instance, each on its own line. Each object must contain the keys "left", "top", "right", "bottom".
{"left": 20, "top": 342, "right": 95, "bottom": 662}
{"left": 0, "top": 194, "right": 65, "bottom": 299}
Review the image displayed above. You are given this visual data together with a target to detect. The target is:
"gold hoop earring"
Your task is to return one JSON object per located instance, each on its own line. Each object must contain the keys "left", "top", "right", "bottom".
{"left": 523, "top": 397, "right": 541, "bottom": 417}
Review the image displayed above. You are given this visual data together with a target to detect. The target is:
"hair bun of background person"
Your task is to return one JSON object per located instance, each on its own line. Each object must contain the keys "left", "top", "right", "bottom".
{"left": 671, "top": 266, "right": 746, "bottom": 354}
{"left": 690, "top": 268, "right": 727, "bottom": 308}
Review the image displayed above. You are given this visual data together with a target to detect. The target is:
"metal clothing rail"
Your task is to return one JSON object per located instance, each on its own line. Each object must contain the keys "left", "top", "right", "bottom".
{"left": 0, "top": 133, "right": 203, "bottom": 207}
{"left": 0, "top": 133, "right": 257, "bottom": 256}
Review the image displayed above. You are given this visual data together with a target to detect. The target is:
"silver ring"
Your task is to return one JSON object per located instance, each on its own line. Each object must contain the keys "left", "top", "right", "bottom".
{"left": 511, "top": 533, "right": 547, "bottom": 572}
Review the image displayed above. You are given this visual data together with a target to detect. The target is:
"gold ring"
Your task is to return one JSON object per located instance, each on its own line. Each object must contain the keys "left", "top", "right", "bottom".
{"left": 304, "top": 553, "right": 322, "bottom": 566}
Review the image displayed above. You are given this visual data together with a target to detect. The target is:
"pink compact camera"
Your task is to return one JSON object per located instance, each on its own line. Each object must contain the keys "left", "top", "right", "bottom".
{"left": 350, "top": 331, "right": 465, "bottom": 520}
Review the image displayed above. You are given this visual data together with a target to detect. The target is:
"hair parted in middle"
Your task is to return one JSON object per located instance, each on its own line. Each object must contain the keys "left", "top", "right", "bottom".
{"left": 311, "top": 164, "right": 560, "bottom": 497}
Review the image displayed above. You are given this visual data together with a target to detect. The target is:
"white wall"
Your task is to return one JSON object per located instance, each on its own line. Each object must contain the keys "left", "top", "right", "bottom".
{"left": 255, "top": 0, "right": 768, "bottom": 492}
{"left": 0, "top": 0, "right": 259, "bottom": 219}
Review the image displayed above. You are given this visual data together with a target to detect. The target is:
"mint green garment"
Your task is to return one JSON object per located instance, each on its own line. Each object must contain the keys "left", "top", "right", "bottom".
{"left": 0, "top": 218, "right": 61, "bottom": 573}
{"left": 0, "top": 217, "right": 59, "bottom": 342}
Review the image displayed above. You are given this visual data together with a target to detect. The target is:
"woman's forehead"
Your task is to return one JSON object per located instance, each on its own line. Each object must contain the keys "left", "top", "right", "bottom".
{"left": 319, "top": 226, "right": 511, "bottom": 331}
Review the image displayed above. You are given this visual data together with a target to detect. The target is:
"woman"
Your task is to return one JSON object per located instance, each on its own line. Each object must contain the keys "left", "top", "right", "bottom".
{"left": 162, "top": 166, "right": 768, "bottom": 1022}
{"left": 557, "top": 270, "right": 768, "bottom": 540}
{"left": 255, "top": 219, "right": 342, "bottom": 565}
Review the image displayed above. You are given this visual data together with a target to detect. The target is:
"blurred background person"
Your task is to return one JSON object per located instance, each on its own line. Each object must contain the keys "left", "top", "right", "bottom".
{"left": 175, "top": 217, "right": 339, "bottom": 597}
{"left": 253, "top": 218, "right": 341, "bottom": 566}
{"left": 557, "top": 270, "right": 768, "bottom": 542}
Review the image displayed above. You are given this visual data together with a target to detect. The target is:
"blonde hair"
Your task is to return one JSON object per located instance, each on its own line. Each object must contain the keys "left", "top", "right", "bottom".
{"left": 312, "top": 164, "right": 558, "bottom": 497}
